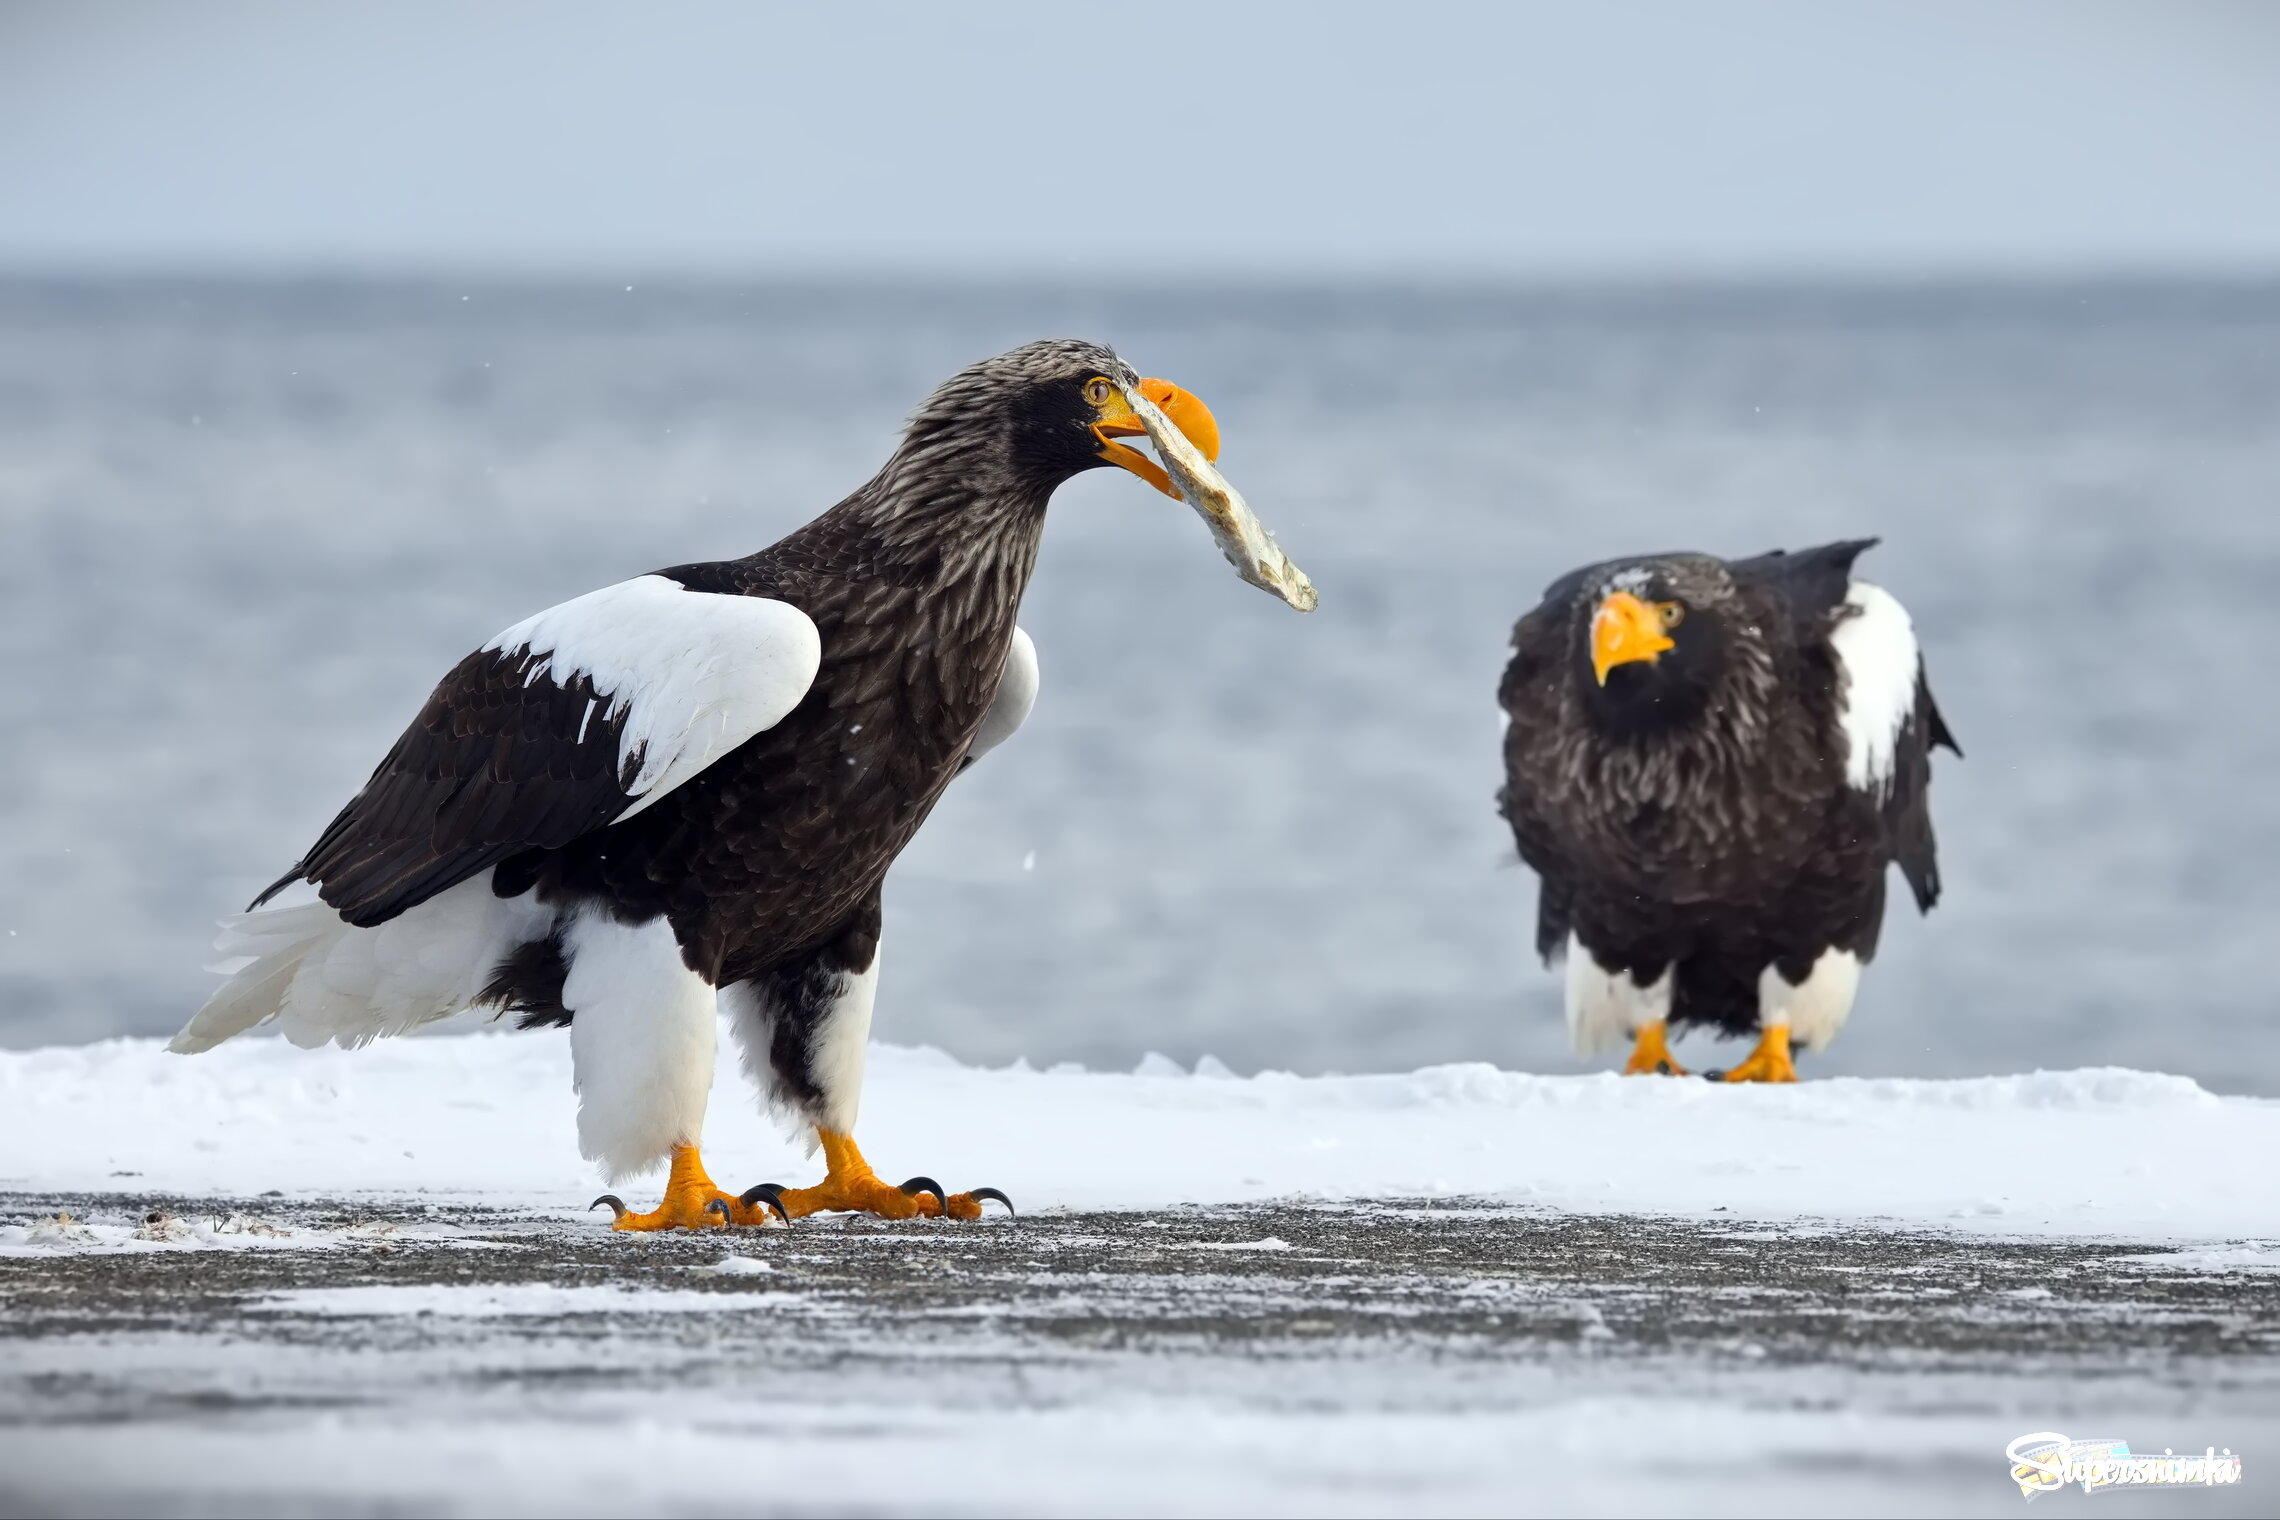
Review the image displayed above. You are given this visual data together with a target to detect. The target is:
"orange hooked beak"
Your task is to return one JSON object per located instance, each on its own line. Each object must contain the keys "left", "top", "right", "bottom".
{"left": 1092, "top": 377, "right": 1221, "bottom": 500}
{"left": 1591, "top": 591, "right": 1676, "bottom": 686}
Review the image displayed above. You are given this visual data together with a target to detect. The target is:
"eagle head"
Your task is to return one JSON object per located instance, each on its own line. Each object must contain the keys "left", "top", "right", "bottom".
{"left": 1572, "top": 555, "right": 1761, "bottom": 739}
{"left": 900, "top": 338, "right": 1220, "bottom": 499}
{"left": 891, "top": 339, "right": 1315, "bottom": 612}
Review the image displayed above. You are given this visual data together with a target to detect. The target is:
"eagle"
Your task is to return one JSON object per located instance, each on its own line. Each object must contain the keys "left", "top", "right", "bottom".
{"left": 1495, "top": 539, "right": 1957, "bottom": 1082}
{"left": 172, "top": 339, "right": 1315, "bottom": 1227}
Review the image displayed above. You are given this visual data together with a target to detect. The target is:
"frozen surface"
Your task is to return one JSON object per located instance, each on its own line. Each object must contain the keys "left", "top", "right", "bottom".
{"left": 3, "top": 1190, "right": 2274, "bottom": 1519}
{"left": 4, "top": 279, "right": 2280, "bottom": 1094}
{"left": 3, "top": 1030, "right": 2275, "bottom": 1241}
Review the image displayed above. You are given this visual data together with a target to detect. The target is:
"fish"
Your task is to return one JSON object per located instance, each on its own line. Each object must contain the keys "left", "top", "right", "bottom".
{"left": 1121, "top": 381, "right": 1319, "bottom": 613}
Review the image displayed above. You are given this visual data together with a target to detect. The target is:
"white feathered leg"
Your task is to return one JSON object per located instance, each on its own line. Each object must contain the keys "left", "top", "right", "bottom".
{"left": 720, "top": 932, "right": 1008, "bottom": 1222}
{"left": 1759, "top": 948, "right": 1863, "bottom": 1054}
{"left": 722, "top": 952, "right": 877, "bottom": 1152}
{"left": 563, "top": 909, "right": 718, "bottom": 1183}
{"left": 1717, "top": 949, "right": 1863, "bottom": 1084}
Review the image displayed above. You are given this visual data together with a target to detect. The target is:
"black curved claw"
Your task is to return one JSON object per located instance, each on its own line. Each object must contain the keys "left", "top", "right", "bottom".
{"left": 704, "top": 1197, "right": 734, "bottom": 1226}
{"left": 738, "top": 1183, "right": 792, "bottom": 1227}
{"left": 898, "top": 1176, "right": 948, "bottom": 1217}
{"left": 968, "top": 1187, "right": 1015, "bottom": 1219}
{"left": 589, "top": 1194, "right": 627, "bottom": 1223}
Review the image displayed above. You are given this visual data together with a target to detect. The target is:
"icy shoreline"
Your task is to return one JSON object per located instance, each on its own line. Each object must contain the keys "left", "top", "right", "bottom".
{"left": 2, "top": 1028, "right": 2272, "bottom": 1241}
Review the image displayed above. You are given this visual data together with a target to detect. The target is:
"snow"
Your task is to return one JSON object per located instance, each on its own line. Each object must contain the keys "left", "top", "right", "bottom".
{"left": 2109, "top": 1245, "right": 2280, "bottom": 1274}
{"left": 262, "top": 1283, "right": 800, "bottom": 1316}
{"left": 3, "top": 1026, "right": 2274, "bottom": 1241}
{"left": 0, "top": 1210, "right": 512, "bottom": 1258}
{"left": 0, "top": 1394, "right": 2062, "bottom": 1520}
{"left": 704, "top": 1252, "right": 777, "bottom": 1275}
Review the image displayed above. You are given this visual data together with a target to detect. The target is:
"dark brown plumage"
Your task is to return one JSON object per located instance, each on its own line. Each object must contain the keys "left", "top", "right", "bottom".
{"left": 185, "top": 338, "right": 1250, "bottom": 1221}
{"left": 1497, "top": 539, "right": 1957, "bottom": 1078}
{"left": 276, "top": 341, "right": 1097, "bottom": 992}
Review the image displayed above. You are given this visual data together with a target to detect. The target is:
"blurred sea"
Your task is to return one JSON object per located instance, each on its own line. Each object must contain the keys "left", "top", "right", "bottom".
{"left": 3, "top": 277, "right": 2277, "bottom": 1091}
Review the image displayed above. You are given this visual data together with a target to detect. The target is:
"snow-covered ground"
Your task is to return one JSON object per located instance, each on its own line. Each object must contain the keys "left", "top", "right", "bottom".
{"left": 5, "top": 1030, "right": 2277, "bottom": 1517}
{"left": 2, "top": 1027, "right": 2274, "bottom": 1240}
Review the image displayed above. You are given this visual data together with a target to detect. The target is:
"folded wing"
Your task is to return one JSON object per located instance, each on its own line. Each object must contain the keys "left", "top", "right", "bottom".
{"left": 1740, "top": 540, "right": 1961, "bottom": 914}
{"left": 269, "top": 574, "right": 822, "bottom": 928}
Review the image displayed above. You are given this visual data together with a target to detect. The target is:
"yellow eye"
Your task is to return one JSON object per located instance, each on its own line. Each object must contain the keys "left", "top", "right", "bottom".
{"left": 1658, "top": 602, "right": 1685, "bottom": 629}
{"left": 1083, "top": 377, "right": 1115, "bottom": 407}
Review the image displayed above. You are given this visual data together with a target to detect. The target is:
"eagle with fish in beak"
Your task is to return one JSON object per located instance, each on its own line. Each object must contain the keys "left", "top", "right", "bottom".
{"left": 172, "top": 339, "right": 1314, "bottom": 1226}
{"left": 1497, "top": 539, "right": 1956, "bottom": 1082}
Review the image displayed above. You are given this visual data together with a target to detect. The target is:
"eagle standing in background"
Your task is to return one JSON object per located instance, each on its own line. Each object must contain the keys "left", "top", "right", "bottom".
{"left": 173, "top": 340, "right": 1315, "bottom": 1227}
{"left": 1496, "top": 539, "right": 1958, "bottom": 1082}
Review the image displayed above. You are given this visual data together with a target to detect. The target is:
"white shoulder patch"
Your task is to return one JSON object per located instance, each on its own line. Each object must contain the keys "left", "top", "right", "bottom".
{"left": 483, "top": 574, "right": 823, "bottom": 820}
{"left": 1828, "top": 580, "right": 1919, "bottom": 794}
{"left": 968, "top": 625, "right": 1038, "bottom": 763}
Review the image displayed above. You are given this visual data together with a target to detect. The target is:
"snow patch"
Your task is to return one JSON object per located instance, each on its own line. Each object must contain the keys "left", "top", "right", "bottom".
{"left": 5, "top": 1031, "right": 2275, "bottom": 1240}
{"left": 2109, "top": 1244, "right": 2280, "bottom": 1274}
{"left": 262, "top": 1283, "right": 799, "bottom": 1317}
{"left": 1182, "top": 1237, "right": 1295, "bottom": 1252}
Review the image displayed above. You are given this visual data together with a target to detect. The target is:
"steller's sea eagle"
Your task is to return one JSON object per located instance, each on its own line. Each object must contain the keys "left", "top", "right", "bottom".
{"left": 172, "top": 340, "right": 1315, "bottom": 1227}
{"left": 1496, "top": 539, "right": 1958, "bottom": 1082}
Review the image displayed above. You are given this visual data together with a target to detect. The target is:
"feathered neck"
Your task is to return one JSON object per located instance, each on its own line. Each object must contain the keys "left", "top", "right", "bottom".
{"left": 1558, "top": 631, "right": 1785, "bottom": 817}
{"left": 776, "top": 416, "right": 1060, "bottom": 592}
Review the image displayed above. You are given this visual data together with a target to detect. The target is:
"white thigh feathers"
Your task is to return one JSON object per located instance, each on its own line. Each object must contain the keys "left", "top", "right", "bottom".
{"left": 1564, "top": 934, "right": 1673, "bottom": 1054}
{"left": 1758, "top": 948, "right": 1862, "bottom": 1052}
{"left": 723, "top": 951, "right": 880, "bottom": 1143}
{"left": 563, "top": 909, "right": 719, "bottom": 1179}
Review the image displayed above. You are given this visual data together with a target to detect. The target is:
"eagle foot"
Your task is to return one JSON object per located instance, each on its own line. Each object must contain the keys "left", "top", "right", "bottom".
{"left": 1716, "top": 1026, "right": 1799, "bottom": 1084}
{"left": 751, "top": 1131, "right": 1015, "bottom": 1222}
{"left": 591, "top": 1144, "right": 788, "bottom": 1231}
{"left": 1621, "top": 1020, "right": 1690, "bottom": 1077}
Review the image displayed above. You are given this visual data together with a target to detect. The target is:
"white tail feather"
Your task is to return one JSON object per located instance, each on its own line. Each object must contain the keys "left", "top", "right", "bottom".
{"left": 170, "top": 874, "right": 556, "bottom": 1055}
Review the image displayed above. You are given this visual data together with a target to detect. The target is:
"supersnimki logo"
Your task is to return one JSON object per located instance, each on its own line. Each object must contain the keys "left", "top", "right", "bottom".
{"left": 2006, "top": 1433, "right": 2243, "bottom": 1499}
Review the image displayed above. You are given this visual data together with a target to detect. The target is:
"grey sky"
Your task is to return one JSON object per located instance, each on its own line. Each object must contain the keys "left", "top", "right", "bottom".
{"left": 3, "top": 0, "right": 2277, "bottom": 275}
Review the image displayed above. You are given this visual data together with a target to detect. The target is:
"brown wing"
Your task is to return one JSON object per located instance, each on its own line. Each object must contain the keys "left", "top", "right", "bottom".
{"left": 258, "top": 647, "right": 640, "bottom": 928}
{"left": 1496, "top": 588, "right": 1586, "bottom": 961}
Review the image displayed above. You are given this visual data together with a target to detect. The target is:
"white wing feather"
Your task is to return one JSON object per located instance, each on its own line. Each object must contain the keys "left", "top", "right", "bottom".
{"left": 482, "top": 574, "right": 822, "bottom": 821}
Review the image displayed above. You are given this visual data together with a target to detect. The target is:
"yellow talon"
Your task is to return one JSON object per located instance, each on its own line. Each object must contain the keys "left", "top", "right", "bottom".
{"left": 770, "top": 1131, "right": 989, "bottom": 1221}
{"left": 1621, "top": 1019, "right": 1689, "bottom": 1077}
{"left": 592, "top": 1144, "right": 776, "bottom": 1231}
{"left": 1719, "top": 1026, "right": 1799, "bottom": 1083}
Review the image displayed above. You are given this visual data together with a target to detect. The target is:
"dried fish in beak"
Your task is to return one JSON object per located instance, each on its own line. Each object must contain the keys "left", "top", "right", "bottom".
{"left": 1120, "top": 381, "right": 1319, "bottom": 613}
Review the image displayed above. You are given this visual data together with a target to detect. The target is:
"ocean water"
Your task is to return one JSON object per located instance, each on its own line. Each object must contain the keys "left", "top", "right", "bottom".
{"left": 3, "top": 277, "right": 2277, "bottom": 1092}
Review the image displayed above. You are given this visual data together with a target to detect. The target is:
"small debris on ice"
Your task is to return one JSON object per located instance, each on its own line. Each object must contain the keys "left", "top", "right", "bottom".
{"left": 212, "top": 1213, "right": 291, "bottom": 1238}
{"left": 135, "top": 1211, "right": 193, "bottom": 1242}
{"left": 26, "top": 1213, "right": 93, "bottom": 1246}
